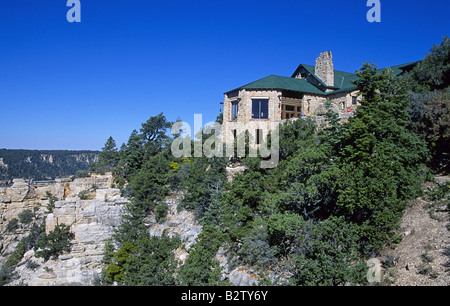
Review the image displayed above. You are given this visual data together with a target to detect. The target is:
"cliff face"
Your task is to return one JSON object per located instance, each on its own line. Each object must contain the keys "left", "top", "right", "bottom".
{"left": 0, "top": 174, "right": 206, "bottom": 286}
{"left": 0, "top": 174, "right": 125, "bottom": 285}
{"left": 1, "top": 172, "right": 278, "bottom": 286}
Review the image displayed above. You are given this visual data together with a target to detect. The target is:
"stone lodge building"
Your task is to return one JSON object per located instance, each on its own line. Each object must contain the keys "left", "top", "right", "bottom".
{"left": 221, "top": 51, "right": 417, "bottom": 145}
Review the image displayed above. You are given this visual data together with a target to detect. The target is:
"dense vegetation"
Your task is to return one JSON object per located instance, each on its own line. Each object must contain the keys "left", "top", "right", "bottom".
{"left": 0, "top": 149, "right": 99, "bottom": 181}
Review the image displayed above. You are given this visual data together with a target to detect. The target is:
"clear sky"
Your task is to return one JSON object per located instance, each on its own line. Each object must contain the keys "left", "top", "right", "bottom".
{"left": 0, "top": 0, "right": 449, "bottom": 150}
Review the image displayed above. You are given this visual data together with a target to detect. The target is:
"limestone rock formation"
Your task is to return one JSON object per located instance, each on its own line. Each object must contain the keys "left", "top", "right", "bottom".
{"left": 0, "top": 173, "right": 126, "bottom": 286}
{"left": 1, "top": 172, "right": 264, "bottom": 286}
{"left": 145, "top": 193, "right": 202, "bottom": 250}
{"left": 0, "top": 173, "right": 205, "bottom": 286}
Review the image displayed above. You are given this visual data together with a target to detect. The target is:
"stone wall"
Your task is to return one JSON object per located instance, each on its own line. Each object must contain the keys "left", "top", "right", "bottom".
{"left": 302, "top": 93, "right": 328, "bottom": 116}
{"left": 222, "top": 89, "right": 282, "bottom": 146}
{"left": 0, "top": 173, "right": 126, "bottom": 286}
{"left": 328, "top": 90, "right": 362, "bottom": 114}
{"left": 222, "top": 88, "right": 359, "bottom": 147}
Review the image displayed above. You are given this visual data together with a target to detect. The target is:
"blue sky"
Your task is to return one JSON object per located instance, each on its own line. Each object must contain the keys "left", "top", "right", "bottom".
{"left": 0, "top": 0, "right": 449, "bottom": 150}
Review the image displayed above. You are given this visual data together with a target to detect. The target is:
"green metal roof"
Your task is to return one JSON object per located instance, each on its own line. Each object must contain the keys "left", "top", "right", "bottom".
{"left": 225, "top": 61, "right": 419, "bottom": 97}
{"left": 226, "top": 74, "right": 325, "bottom": 95}
{"left": 378, "top": 61, "right": 420, "bottom": 76}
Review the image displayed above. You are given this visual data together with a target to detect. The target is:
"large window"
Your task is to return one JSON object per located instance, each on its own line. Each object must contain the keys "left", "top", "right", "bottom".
{"left": 231, "top": 101, "right": 239, "bottom": 120}
{"left": 252, "top": 99, "right": 269, "bottom": 119}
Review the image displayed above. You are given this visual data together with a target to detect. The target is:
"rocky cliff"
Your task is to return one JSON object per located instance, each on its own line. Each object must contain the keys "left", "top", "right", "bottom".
{"left": 0, "top": 173, "right": 209, "bottom": 286}
{"left": 0, "top": 174, "right": 124, "bottom": 285}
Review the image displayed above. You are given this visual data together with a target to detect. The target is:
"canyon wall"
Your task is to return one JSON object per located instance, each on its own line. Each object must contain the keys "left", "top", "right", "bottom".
{"left": 1, "top": 173, "right": 261, "bottom": 286}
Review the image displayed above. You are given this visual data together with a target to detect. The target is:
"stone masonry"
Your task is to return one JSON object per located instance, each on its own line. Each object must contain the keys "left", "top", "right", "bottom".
{"left": 315, "top": 51, "right": 334, "bottom": 87}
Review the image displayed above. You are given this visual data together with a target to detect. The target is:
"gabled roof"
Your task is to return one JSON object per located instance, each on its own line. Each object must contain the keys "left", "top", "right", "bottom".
{"left": 225, "top": 74, "right": 325, "bottom": 95}
{"left": 295, "top": 64, "right": 339, "bottom": 89}
{"left": 225, "top": 60, "right": 419, "bottom": 96}
{"left": 298, "top": 64, "right": 361, "bottom": 93}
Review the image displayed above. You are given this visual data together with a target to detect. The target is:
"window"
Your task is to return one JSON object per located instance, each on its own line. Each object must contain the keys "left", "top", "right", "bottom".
{"left": 252, "top": 99, "right": 269, "bottom": 119}
{"left": 232, "top": 129, "right": 237, "bottom": 139}
{"left": 352, "top": 96, "right": 357, "bottom": 105}
{"left": 282, "top": 104, "right": 301, "bottom": 119}
{"left": 285, "top": 105, "right": 295, "bottom": 112}
{"left": 256, "top": 129, "right": 263, "bottom": 145}
{"left": 231, "top": 101, "right": 239, "bottom": 120}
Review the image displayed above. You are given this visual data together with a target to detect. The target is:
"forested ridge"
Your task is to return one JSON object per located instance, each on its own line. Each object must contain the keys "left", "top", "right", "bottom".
{"left": 0, "top": 149, "right": 99, "bottom": 181}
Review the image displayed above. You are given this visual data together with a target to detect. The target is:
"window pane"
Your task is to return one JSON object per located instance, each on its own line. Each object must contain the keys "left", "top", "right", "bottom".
{"left": 252, "top": 99, "right": 269, "bottom": 119}
{"left": 260, "top": 99, "right": 268, "bottom": 119}
{"left": 232, "top": 101, "right": 238, "bottom": 120}
{"left": 252, "top": 100, "right": 259, "bottom": 119}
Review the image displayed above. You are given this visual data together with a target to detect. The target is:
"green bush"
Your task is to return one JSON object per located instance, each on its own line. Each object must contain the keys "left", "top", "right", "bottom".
{"left": 75, "top": 170, "right": 90, "bottom": 178}
{"left": 18, "top": 209, "right": 34, "bottom": 225}
{"left": 78, "top": 190, "right": 89, "bottom": 200}
{"left": 103, "top": 240, "right": 136, "bottom": 283}
{"left": 154, "top": 201, "right": 169, "bottom": 222}
{"left": 45, "top": 191, "right": 58, "bottom": 213}
{"left": 35, "top": 224, "right": 74, "bottom": 261}
{"left": 112, "top": 234, "right": 181, "bottom": 286}
{"left": 291, "top": 217, "right": 368, "bottom": 286}
{"left": 6, "top": 218, "right": 19, "bottom": 232}
{"left": 238, "top": 226, "right": 277, "bottom": 269}
{"left": 177, "top": 226, "right": 227, "bottom": 286}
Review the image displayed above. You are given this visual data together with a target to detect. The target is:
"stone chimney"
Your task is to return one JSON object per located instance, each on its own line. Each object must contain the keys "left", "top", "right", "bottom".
{"left": 315, "top": 51, "right": 334, "bottom": 87}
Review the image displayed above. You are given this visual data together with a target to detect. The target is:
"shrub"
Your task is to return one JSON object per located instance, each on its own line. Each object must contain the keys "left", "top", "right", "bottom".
{"left": 120, "top": 234, "right": 181, "bottom": 286}
{"left": 6, "top": 218, "right": 19, "bottom": 232}
{"left": 103, "top": 240, "right": 136, "bottom": 283}
{"left": 75, "top": 170, "right": 90, "bottom": 178}
{"left": 78, "top": 190, "right": 89, "bottom": 200}
{"left": 154, "top": 201, "right": 169, "bottom": 222}
{"left": 291, "top": 217, "right": 368, "bottom": 286}
{"left": 177, "top": 226, "right": 227, "bottom": 286}
{"left": 238, "top": 226, "right": 277, "bottom": 269}
{"left": 35, "top": 224, "right": 74, "bottom": 261}
{"left": 18, "top": 209, "right": 34, "bottom": 225}
{"left": 45, "top": 191, "right": 58, "bottom": 213}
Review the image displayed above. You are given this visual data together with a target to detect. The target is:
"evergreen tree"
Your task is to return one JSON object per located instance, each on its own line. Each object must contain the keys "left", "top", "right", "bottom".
{"left": 333, "top": 63, "right": 427, "bottom": 252}
{"left": 403, "top": 36, "right": 450, "bottom": 173}
{"left": 140, "top": 112, "right": 173, "bottom": 159}
{"left": 90, "top": 136, "right": 119, "bottom": 173}
{"left": 410, "top": 36, "right": 450, "bottom": 91}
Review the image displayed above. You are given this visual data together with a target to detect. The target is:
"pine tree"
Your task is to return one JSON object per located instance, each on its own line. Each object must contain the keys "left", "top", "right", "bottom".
{"left": 333, "top": 63, "right": 428, "bottom": 252}
{"left": 90, "top": 136, "right": 119, "bottom": 173}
